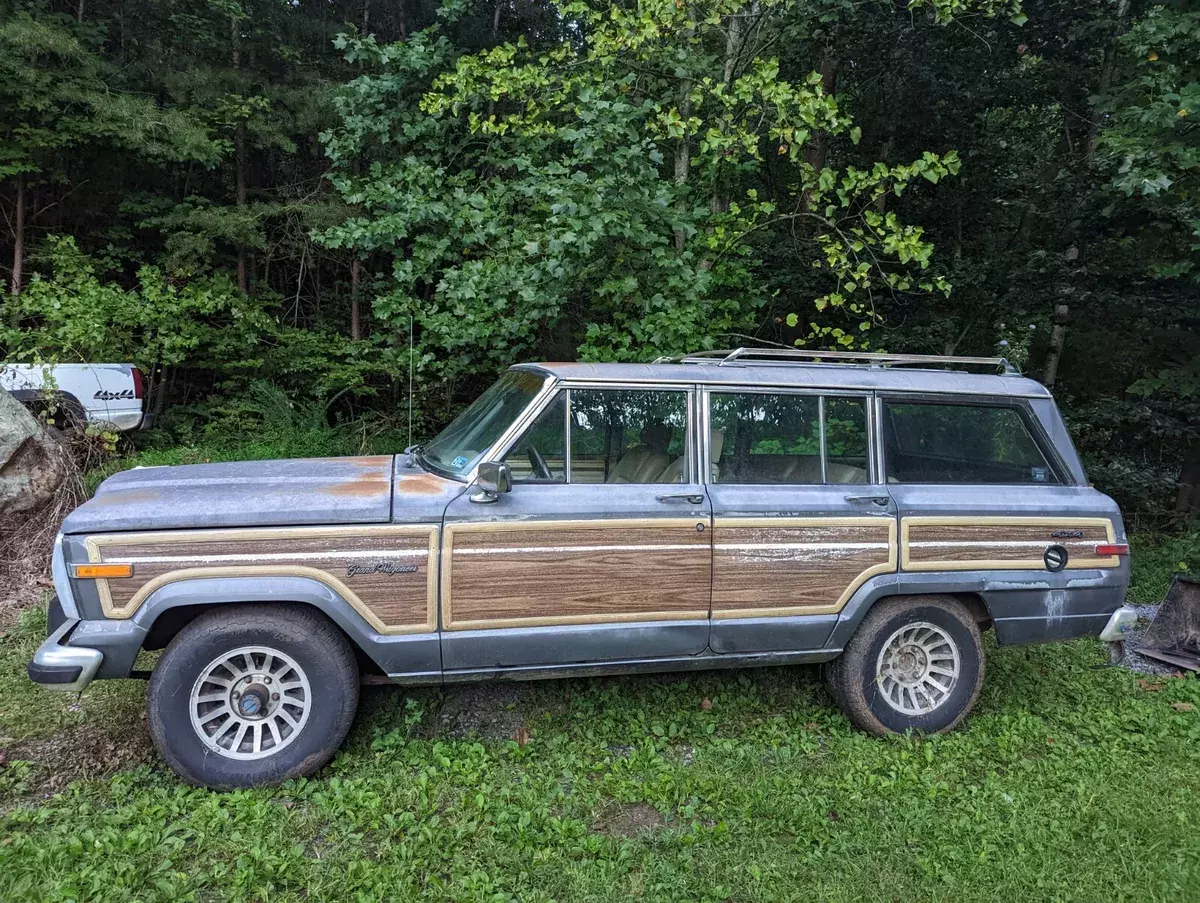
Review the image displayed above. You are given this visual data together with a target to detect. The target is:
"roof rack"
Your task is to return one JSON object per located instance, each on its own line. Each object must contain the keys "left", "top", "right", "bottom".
{"left": 653, "top": 347, "right": 1019, "bottom": 375}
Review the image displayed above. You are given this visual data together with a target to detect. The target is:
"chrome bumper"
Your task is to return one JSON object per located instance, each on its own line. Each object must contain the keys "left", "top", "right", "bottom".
{"left": 27, "top": 619, "right": 104, "bottom": 692}
{"left": 1099, "top": 606, "right": 1139, "bottom": 643}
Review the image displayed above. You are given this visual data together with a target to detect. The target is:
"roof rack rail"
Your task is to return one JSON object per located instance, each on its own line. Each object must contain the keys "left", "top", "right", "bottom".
{"left": 653, "top": 347, "right": 1019, "bottom": 374}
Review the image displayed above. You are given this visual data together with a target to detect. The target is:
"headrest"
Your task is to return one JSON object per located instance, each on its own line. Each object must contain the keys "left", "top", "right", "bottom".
{"left": 710, "top": 429, "right": 725, "bottom": 462}
{"left": 640, "top": 421, "right": 674, "bottom": 453}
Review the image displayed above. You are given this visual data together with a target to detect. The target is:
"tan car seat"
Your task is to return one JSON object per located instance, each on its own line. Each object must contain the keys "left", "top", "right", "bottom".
{"left": 654, "top": 429, "right": 724, "bottom": 483}
{"left": 606, "top": 422, "right": 674, "bottom": 483}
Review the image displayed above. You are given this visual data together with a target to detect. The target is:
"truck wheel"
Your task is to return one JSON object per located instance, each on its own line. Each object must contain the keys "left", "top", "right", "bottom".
{"left": 147, "top": 604, "right": 359, "bottom": 789}
{"left": 826, "top": 596, "right": 984, "bottom": 736}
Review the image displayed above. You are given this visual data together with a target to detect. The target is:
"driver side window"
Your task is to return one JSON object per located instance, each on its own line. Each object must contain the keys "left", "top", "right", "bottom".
{"left": 503, "top": 392, "right": 567, "bottom": 482}
{"left": 501, "top": 387, "right": 690, "bottom": 484}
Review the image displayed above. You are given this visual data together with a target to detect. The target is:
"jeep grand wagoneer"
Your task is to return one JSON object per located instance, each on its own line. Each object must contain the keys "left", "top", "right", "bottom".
{"left": 29, "top": 349, "right": 1136, "bottom": 788}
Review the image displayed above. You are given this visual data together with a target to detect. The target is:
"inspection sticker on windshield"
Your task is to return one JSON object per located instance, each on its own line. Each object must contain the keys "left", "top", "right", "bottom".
{"left": 451, "top": 455, "right": 469, "bottom": 468}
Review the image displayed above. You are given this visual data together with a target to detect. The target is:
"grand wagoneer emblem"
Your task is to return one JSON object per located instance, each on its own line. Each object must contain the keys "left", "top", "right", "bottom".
{"left": 1052, "top": 529, "right": 1085, "bottom": 539}
{"left": 347, "top": 561, "right": 419, "bottom": 577}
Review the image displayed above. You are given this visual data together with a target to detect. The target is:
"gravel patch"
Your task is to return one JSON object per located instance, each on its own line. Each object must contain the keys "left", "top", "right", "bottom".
{"left": 1115, "top": 604, "right": 1187, "bottom": 677}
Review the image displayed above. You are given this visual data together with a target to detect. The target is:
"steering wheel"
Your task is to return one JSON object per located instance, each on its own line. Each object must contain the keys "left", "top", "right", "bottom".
{"left": 527, "top": 446, "right": 552, "bottom": 480}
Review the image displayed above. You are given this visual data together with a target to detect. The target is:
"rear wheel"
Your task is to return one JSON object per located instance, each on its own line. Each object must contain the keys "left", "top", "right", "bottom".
{"left": 827, "top": 596, "right": 984, "bottom": 736}
{"left": 147, "top": 604, "right": 359, "bottom": 788}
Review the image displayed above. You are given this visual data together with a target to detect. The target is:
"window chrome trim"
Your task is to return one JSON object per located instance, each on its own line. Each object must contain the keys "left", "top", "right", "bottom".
{"left": 563, "top": 388, "right": 572, "bottom": 484}
{"left": 818, "top": 396, "right": 828, "bottom": 484}
{"left": 871, "top": 394, "right": 888, "bottom": 485}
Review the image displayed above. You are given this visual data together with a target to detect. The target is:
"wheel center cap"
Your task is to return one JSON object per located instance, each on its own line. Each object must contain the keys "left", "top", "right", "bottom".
{"left": 893, "top": 646, "right": 927, "bottom": 682}
{"left": 232, "top": 676, "right": 274, "bottom": 719}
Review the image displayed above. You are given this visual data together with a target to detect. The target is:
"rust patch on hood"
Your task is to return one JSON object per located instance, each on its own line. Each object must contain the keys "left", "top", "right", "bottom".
{"left": 396, "top": 472, "right": 450, "bottom": 495}
{"left": 340, "top": 455, "right": 393, "bottom": 468}
{"left": 327, "top": 474, "right": 392, "bottom": 497}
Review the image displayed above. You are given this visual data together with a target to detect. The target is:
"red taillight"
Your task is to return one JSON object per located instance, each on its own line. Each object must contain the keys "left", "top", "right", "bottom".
{"left": 1095, "top": 543, "right": 1129, "bottom": 556}
{"left": 132, "top": 367, "right": 144, "bottom": 399}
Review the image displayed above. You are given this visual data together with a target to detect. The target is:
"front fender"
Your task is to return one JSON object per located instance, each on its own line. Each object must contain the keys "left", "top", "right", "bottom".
{"left": 119, "top": 575, "right": 441, "bottom": 678}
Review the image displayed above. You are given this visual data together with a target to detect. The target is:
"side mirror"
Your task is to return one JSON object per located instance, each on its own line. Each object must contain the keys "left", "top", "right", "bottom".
{"left": 470, "top": 461, "right": 512, "bottom": 503}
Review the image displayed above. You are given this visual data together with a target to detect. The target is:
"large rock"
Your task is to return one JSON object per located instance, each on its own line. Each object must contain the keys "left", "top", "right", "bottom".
{"left": 0, "top": 387, "right": 67, "bottom": 516}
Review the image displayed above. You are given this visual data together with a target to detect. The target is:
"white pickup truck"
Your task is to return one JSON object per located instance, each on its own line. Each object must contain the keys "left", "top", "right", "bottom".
{"left": 1, "top": 363, "right": 150, "bottom": 431}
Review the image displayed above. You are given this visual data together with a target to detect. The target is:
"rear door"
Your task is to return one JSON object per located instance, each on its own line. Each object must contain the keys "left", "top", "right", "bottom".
{"left": 439, "top": 383, "right": 712, "bottom": 673}
{"left": 706, "top": 387, "right": 897, "bottom": 654}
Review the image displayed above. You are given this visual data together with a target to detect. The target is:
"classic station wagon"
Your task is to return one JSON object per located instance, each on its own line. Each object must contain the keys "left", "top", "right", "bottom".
{"left": 29, "top": 349, "right": 1137, "bottom": 787}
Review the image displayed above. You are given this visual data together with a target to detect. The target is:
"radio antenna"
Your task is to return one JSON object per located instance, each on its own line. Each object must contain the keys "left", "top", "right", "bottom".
{"left": 407, "top": 313, "right": 414, "bottom": 450}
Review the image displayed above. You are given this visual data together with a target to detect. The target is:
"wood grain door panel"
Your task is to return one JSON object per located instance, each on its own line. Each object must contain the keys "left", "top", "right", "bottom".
{"left": 442, "top": 519, "right": 710, "bottom": 629}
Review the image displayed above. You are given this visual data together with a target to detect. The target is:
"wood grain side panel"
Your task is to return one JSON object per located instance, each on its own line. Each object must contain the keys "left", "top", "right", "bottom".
{"left": 901, "top": 517, "right": 1118, "bottom": 570}
{"left": 711, "top": 520, "right": 895, "bottom": 618}
{"left": 444, "top": 520, "right": 710, "bottom": 629}
{"left": 88, "top": 526, "right": 439, "bottom": 632}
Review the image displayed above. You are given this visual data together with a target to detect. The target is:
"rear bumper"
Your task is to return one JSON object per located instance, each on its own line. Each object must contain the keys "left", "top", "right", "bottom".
{"left": 28, "top": 619, "right": 104, "bottom": 692}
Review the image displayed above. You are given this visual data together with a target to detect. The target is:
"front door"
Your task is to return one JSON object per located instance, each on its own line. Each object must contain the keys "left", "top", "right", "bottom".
{"left": 705, "top": 388, "right": 898, "bottom": 654}
{"left": 440, "top": 384, "right": 712, "bottom": 673}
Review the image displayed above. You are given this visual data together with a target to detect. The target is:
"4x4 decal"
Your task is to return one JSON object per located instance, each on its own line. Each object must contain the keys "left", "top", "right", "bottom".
{"left": 95, "top": 388, "right": 136, "bottom": 400}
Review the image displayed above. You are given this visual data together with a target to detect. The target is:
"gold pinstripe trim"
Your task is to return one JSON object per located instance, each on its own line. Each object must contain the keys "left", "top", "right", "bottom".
{"left": 899, "top": 516, "right": 1118, "bottom": 571}
{"left": 710, "top": 516, "right": 898, "bottom": 619}
{"left": 84, "top": 524, "right": 440, "bottom": 634}
{"left": 441, "top": 517, "right": 705, "bottom": 630}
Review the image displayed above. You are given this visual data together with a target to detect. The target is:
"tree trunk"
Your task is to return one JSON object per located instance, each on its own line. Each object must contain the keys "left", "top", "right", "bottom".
{"left": 232, "top": 16, "right": 248, "bottom": 294}
{"left": 1041, "top": 304, "right": 1070, "bottom": 389}
{"left": 1085, "top": 0, "right": 1131, "bottom": 161}
{"left": 802, "top": 53, "right": 839, "bottom": 210}
{"left": 350, "top": 258, "right": 362, "bottom": 340}
{"left": 1177, "top": 437, "right": 1200, "bottom": 517}
{"left": 710, "top": 8, "right": 746, "bottom": 217}
{"left": 9, "top": 172, "right": 25, "bottom": 308}
{"left": 673, "top": 77, "right": 692, "bottom": 252}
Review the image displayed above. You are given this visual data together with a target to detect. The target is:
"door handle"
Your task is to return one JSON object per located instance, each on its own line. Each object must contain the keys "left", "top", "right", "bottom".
{"left": 845, "top": 494, "right": 891, "bottom": 508}
{"left": 657, "top": 493, "right": 705, "bottom": 505}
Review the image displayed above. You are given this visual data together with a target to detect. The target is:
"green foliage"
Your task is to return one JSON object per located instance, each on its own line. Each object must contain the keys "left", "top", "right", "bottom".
{"left": 2, "top": 236, "right": 255, "bottom": 369}
{"left": 1128, "top": 526, "right": 1200, "bottom": 605}
{"left": 0, "top": 9, "right": 218, "bottom": 181}
{"left": 1099, "top": 2, "right": 1200, "bottom": 284}
{"left": 321, "top": 0, "right": 976, "bottom": 383}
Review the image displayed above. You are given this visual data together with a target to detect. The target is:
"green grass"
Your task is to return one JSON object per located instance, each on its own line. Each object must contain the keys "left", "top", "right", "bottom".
{"left": 1129, "top": 528, "right": 1200, "bottom": 605}
{"left": 3, "top": 598, "right": 1200, "bottom": 901}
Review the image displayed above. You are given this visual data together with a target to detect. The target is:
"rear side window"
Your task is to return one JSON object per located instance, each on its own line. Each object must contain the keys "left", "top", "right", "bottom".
{"left": 883, "top": 401, "right": 1059, "bottom": 484}
{"left": 709, "top": 392, "right": 870, "bottom": 484}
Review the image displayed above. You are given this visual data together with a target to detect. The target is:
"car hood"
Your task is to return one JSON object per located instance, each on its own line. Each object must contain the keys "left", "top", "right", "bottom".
{"left": 62, "top": 456, "right": 396, "bottom": 534}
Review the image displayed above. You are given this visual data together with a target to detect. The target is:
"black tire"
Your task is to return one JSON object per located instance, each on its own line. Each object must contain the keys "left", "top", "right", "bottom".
{"left": 826, "top": 595, "right": 984, "bottom": 736}
{"left": 147, "top": 604, "right": 359, "bottom": 789}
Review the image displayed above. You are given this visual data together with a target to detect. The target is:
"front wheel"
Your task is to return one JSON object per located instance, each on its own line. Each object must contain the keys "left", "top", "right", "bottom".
{"left": 827, "top": 596, "right": 984, "bottom": 736}
{"left": 147, "top": 604, "right": 359, "bottom": 789}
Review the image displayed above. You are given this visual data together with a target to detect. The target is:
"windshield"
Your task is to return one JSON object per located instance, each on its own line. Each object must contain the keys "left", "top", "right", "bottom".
{"left": 420, "top": 369, "right": 549, "bottom": 479}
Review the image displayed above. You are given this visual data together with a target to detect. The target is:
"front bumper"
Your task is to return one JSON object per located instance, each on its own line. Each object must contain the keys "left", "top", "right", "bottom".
{"left": 28, "top": 619, "right": 105, "bottom": 692}
{"left": 1099, "top": 605, "right": 1139, "bottom": 643}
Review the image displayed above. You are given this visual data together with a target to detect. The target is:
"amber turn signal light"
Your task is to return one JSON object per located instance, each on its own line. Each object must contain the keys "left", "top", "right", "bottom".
{"left": 1094, "top": 543, "right": 1129, "bottom": 556}
{"left": 73, "top": 563, "right": 134, "bottom": 579}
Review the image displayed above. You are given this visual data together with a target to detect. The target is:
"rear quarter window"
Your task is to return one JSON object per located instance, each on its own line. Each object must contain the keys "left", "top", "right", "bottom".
{"left": 883, "top": 401, "right": 1060, "bottom": 485}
